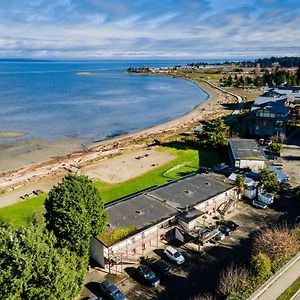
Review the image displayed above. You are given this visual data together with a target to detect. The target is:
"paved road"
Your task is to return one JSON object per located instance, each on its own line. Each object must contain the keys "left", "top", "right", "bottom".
{"left": 201, "top": 79, "right": 244, "bottom": 124}
{"left": 255, "top": 254, "right": 300, "bottom": 300}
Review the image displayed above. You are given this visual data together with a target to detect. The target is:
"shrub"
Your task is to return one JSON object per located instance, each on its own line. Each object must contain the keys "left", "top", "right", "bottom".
{"left": 269, "top": 143, "right": 283, "bottom": 154}
{"left": 252, "top": 225, "right": 300, "bottom": 270}
{"left": 250, "top": 252, "right": 272, "bottom": 282}
{"left": 293, "top": 228, "right": 300, "bottom": 242}
{"left": 259, "top": 169, "right": 279, "bottom": 193}
{"left": 217, "top": 263, "right": 249, "bottom": 296}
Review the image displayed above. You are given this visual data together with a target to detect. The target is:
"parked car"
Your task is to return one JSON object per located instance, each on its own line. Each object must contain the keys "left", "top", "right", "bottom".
{"left": 142, "top": 258, "right": 171, "bottom": 277}
{"left": 100, "top": 280, "right": 126, "bottom": 300}
{"left": 218, "top": 224, "right": 231, "bottom": 236}
{"left": 265, "top": 139, "right": 272, "bottom": 146}
{"left": 199, "top": 227, "right": 213, "bottom": 239}
{"left": 218, "top": 220, "right": 239, "bottom": 231}
{"left": 214, "top": 231, "right": 226, "bottom": 241}
{"left": 164, "top": 246, "right": 185, "bottom": 265}
{"left": 225, "top": 220, "right": 239, "bottom": 231}
{"left": 136, "top": 265, "right": 160, "bottom": 287}
{"left": 252, "top": 200, "right": 268, "bottom": 209}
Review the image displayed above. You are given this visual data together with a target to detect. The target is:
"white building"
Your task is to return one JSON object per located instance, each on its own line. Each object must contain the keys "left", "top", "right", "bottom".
{"left": 229, "top": 138, "right": 266, "bottom": 171}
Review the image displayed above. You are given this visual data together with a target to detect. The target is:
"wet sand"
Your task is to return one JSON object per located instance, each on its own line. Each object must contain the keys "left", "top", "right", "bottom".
{"left": 0, "top": 77, "right": 239, "bottom": 194}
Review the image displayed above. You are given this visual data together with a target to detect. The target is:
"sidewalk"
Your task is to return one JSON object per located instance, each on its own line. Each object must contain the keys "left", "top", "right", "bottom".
{"left": 255, "top": 254, "right": 300, "bottom": 300}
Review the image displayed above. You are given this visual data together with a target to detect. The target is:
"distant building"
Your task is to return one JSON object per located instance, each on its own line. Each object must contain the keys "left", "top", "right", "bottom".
{"left": 90, "top": 173, "right": 237, "bottom": 273}
{"left": 249, "top": 94, "right": 290, "bottom": 138}
{"left": 229, "top": 138, "right": 266, "bottom": 171}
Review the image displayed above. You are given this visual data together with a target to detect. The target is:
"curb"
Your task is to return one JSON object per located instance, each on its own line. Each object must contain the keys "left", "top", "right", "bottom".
{"left": 248, "top": 251, "right": 300, "bottom": 300}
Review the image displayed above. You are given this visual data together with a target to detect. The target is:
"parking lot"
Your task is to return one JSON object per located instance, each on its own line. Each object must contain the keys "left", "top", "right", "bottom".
{"left": 82, "top": 198, "right": 300, "bottom": 300}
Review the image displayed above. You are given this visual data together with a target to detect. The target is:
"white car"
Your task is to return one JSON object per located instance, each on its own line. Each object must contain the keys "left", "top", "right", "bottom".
{"left": 215, "top": 231, "right": 226, "bottom": 241}
{"left": 252, "top": 200, "right": 267, "bottom": 209}
{"left": 164, "top": 246, "right": 185, "bottom": 265}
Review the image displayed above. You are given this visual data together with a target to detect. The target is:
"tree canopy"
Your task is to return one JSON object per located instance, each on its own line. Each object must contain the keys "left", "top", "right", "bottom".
{"left": 45, "top": 174, "right": 108, "bottom": 256}
{"left": 259, "top": 169, "right": 279, "bottom": 193}
{"left": 199, "top": 118, "right": 229, "bottom": 148}
{"left": 0, "top": 220, "right": 86, "bottom": 300}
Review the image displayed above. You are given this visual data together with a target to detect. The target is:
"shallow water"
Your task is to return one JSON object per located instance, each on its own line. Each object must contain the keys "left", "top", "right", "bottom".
{"left": 0, "top": 60, "right": 208, "bottom": 145}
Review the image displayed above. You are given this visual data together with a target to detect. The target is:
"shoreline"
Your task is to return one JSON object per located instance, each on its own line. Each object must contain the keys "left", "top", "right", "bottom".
{"left": 0, "top": 76, "right": 239, "bottom": 193}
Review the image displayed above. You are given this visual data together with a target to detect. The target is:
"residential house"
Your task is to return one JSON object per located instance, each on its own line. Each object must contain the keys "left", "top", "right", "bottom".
{"left": 229, "top": 138, "right": 266, "bottom": 171}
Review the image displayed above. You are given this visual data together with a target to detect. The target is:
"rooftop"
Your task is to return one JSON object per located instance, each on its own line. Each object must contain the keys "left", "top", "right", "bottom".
{"left": 106, "top": 194, "right": 177, "bottom": 231}
{"left": 229, "top": 139, "right": 266, "bottom": 161}
{"left": 178, "top": 208, "right": 205, "bottom": 223}
{"left": 147, "top": 173, "right": 234, "bottom": 210}
{"left": 251, "top": 95, "right": 289, "bottom": 115}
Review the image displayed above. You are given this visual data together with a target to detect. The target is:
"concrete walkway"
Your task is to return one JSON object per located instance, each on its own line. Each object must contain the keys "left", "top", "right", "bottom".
{"left": 255, "top": 254, "right": 300, "bottom": 300}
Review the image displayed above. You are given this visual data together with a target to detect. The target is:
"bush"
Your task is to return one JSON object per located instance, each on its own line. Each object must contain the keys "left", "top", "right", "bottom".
{"left": 217, "top": 263, "right": 249, "bottom": 296}
{"left": 269, "top": 143, "right": 283, "bottom": 154}
{"left": 252, "top": 225, "right": 300, "bottom": 270}
{"left": 293, "top": 228, "right": 300, "bottom": 242}
{"left": 259, "top": 169, "right": 279, "bottom": 193}
{"left": 250, "top": 253, "right": 272, "bottom": 282}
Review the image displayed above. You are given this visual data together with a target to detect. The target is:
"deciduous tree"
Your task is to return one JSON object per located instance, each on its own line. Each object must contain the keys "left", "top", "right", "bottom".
{"left": 217, "top": 263, "right": 249, "bottom": 296}
{"left": 252, "top": 225, "right": 299, "bottom": 269}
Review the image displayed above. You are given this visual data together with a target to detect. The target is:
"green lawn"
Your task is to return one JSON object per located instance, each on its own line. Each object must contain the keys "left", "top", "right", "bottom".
{"left": 278, "top": 276, "right": 300, "bottom": 300}
{"left": 0, "top": 193, "right": 47, "bottom": 227}
{"left": 0, "top": 144, "right": 221, "bottom": 227}
{"left": 183, "top": 72, "right": 224, "bottom": 81}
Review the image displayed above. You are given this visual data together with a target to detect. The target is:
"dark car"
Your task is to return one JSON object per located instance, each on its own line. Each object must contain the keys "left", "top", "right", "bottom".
{"left": 143, "top": 258, "right": 171, "bottom": 277}
{"left": 223, "top": 220, "right": 239, "bottom": 231}
{"left": 136, "top": 265, "right": 160, "bottom": 287}
{"left": 218, "top": 224, "right": 231, "bottom": 236}
{"left": 100, "top": 280, "right": 126, "bottom": 300}
{"left": 199, "top": 227, "right": 213, "bottom": 239}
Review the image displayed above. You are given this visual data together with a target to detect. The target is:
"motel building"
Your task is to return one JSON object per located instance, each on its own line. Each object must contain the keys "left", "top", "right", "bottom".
{"left": 90, "top": 173, "right": 237, "bottom": 274}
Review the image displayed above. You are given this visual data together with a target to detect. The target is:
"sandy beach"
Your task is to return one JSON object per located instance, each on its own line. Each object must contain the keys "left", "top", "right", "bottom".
{"left": 0, "top": 77, "right": 239, "bottom": 194}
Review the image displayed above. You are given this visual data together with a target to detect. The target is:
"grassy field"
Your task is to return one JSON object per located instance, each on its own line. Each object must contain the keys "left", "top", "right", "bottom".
{"left": 0, "top": 144, "right": 221, "bottom": 227}
{"left": 0, "top": 193, "right": 47, "bottom": 227}
{"left": 278, "top": 276, "right": 300, "bottom": 300}
{"left": 183, "top": 72, "right": 224, "bottom": 81}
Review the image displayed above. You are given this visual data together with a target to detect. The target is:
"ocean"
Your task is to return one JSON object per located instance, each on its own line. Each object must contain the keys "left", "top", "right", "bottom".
{"left": 0, "top": 60, "right": 208, "bottom": 145}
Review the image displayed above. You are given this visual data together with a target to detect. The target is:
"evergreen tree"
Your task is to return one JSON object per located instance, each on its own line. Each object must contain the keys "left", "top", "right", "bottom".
{"left": 0, "top": 220, "right": 86, "bottom": 300}
{"left": 199, "top": 118, "right": 229, "bottom": 148}
{"left": 45, "top": 174, "right": 108, "bottom": 257}
{"left": 259, "top": 169, "right": 279, "bottom": 193}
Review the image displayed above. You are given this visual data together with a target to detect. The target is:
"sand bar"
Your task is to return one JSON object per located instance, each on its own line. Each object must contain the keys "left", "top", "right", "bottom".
{"left": 0, "top": 131, "right": 25, "bottom": 139}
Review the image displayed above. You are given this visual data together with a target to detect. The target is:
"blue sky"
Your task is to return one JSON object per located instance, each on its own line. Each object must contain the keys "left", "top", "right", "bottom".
{"left": 0, "top": 0, "right": 299, "bottom": 59}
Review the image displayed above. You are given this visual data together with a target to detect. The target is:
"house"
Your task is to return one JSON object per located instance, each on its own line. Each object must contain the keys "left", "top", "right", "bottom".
{"left": 90, "top": 173, "right": 237, "bottom": 273}
{"left": 249, "top": 96, "right": 289, "bottom": 138}
{"left": 228, "top": 172, "right": 259, "bottom": 200}
{"left": 229, "top": 138, "right": 266, "bottom": 171}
